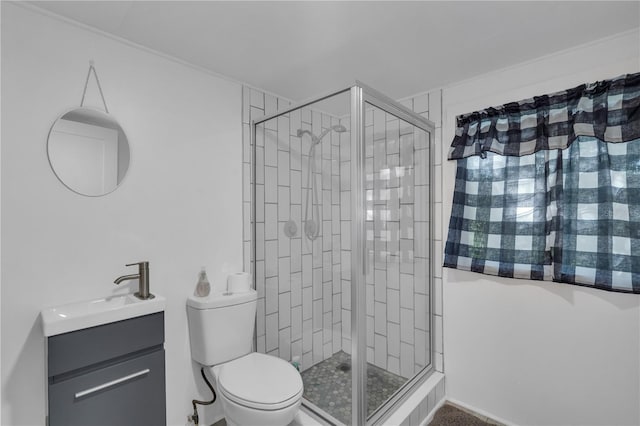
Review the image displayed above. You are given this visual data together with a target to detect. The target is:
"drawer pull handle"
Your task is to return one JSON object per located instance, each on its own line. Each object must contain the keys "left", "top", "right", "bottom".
{"left": 74, "top": 369, "right": 150, "bottom": 399}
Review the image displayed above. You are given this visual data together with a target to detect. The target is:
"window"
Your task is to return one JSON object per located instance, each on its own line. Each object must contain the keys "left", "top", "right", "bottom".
{"left": 444, "top": 72, "right": 640, "bottom": 293}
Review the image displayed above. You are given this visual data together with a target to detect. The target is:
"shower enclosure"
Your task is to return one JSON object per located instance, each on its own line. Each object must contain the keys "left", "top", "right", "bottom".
{"left": 251, "top": 83, "right": 434, "bottom": 425}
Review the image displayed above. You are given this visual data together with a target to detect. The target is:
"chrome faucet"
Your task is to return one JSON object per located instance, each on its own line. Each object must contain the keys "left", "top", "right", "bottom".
{"left": 114, "top": 261, "right": 154, "bottom": 300}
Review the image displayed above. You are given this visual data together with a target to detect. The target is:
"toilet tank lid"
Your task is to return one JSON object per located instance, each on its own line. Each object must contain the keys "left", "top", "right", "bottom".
{"left": 187, "top": 289, "right": 257, "bottom": 310}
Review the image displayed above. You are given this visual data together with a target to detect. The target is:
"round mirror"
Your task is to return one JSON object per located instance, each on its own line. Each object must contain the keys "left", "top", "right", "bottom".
{"left": 47, "top": 107, "right": 130, "bottom": 197}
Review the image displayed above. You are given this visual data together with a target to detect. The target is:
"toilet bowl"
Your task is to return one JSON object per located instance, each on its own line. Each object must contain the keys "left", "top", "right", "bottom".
{"left": 211, "top": 352, "right": 303, "bottom": 426}
{"left": 186, "top": 289, "right": 304, "bottom": 426}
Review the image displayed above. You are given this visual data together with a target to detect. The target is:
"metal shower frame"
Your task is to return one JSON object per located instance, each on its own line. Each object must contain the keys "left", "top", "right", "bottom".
{"left": 251, "top": 81, "right": 436, "bottom": 426}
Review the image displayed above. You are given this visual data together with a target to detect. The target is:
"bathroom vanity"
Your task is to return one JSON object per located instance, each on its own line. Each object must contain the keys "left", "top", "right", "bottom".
{"left": 41, "top": 295, "right": 166, "bottom": 426}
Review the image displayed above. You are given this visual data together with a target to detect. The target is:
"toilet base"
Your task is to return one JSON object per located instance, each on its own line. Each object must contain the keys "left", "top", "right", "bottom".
{"left": 220, "top": 393, "right": 302, "bottom": 426}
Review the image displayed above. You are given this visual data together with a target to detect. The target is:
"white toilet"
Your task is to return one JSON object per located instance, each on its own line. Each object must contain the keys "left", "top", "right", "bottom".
{"left": 186, "top": 289, "right": 303, "bottom": 426}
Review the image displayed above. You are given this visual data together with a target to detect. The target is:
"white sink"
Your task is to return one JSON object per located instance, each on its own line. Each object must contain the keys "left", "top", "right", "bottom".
{"left": 41, "top": 293, "right": 166, "bottom": 337}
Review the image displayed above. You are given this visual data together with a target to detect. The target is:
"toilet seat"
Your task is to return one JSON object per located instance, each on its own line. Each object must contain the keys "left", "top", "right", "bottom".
{"left": 217, "top": 352, "right": 303, "bottom": 411}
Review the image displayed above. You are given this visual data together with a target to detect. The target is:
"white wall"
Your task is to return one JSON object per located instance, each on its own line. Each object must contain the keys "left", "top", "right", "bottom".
{"left": 441, "top": 30, "right": 640, "bottom": 426}
{"left": 1, "top": 4, "right": 242, "bottom": 425}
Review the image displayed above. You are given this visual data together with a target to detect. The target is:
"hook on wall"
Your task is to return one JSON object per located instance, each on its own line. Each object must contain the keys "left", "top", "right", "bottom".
{"left": 80, "top": 60, "right": 109, "bottom": 113}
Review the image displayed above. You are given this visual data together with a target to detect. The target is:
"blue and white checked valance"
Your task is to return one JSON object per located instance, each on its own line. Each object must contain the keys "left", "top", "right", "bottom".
{"left": 449, "top": 72, "right": 640, "bottom": 160}
{"left": 445, "top": 72, "right": 640, "bottom": 293}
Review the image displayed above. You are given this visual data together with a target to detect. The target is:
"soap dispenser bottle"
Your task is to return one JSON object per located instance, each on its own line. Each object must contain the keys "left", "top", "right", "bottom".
{"left": 195, "top": 267, "right": 211, "bottom": 297}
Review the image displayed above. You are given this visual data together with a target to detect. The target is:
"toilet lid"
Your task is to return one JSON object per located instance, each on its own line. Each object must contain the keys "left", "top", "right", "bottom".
{"left": 218, "top": 352, "right": 303, "bottom": 410}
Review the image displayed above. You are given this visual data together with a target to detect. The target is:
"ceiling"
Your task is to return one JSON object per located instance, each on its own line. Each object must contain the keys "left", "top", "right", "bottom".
{"left": 29, "top": 1, "right": 640, "bottom": 103}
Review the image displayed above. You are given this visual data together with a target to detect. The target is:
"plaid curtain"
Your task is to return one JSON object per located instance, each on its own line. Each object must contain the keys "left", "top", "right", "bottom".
{"left": 444, "top": 72, "right": 640, "bottom": 293}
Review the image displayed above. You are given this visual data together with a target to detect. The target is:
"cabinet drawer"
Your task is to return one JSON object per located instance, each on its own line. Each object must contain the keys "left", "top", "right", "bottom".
{"left": 48, "top": 312, "right": 164, "bottom": 377}
{"left": 48, "top": 348, "right": 166, "bottom": 426}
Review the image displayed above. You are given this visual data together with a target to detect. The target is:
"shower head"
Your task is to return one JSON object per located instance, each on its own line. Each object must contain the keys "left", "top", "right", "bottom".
{"left": 313, "top": 124, "right": 348, "bottom": 145}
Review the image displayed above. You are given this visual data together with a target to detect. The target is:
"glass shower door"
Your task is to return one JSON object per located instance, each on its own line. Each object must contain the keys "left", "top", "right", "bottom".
{"left": 362, "top": 102, "right": 432, "bottom": 421}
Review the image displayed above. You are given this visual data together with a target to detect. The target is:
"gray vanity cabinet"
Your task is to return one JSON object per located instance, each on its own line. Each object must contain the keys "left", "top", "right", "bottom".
{"left": 47, "top": 312, "right": 166, "bottom": 426}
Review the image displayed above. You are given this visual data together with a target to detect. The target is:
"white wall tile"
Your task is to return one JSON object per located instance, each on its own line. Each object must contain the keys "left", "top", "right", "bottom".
{"left": 303, "top": 318, "right": 312, "bottom": 353}
{"left": 265, "top": 93, "right": 277, "bottom": 116}
{"left": 265, "top": 167, "right": 278, "bottom": 202}
{"left": 279, "top": 292, "right": 291, "bottom": 328}
{"left": 342, "top": 309, "right": 351, "bottom": 337}
{"left": 291, "top": 272, "right": 302, "bottom": 306}
{"left": 435, "top": 351, "right": 444, "bottom": 372}
{"left": 323, "top": 342, "right": 333, "bottom": 359}
{"left": 266, "top": 313, "right": 279, "bottom": 352}
{"left": 292, "top": 305, "right": 302, "bottom": 341}
{"left": 313, "top": 299, "right": 323, "bottom": 332}
{"left": 367, "top": 315, "right": 374, "bottom": 347}
{"left": 291, "top": 238, "right": 302, "bottom": 272}
{"left": 279, "top": 257, "right": 291, "bottom": 292}
{"left": 414, "top": 258, "right": 428, "bottom": 294}
{"left": 435, "top": 315, "right": 443, "bottom": 354}
{"left": 415, "top": 293, "right": 428, "bottom": 331}
{"left": 313, "top": 331, "right": 323, "bottom": 363}
{"left": 256, "top": 335, "right": 266, "bottom": 354}
{"left": 265, "top": 277, "right": 278, "bottom": 315}
{"left": 278, "top": 150, "right": 290, "bottom": 185}
{"left": 302, "top": 254, "right": 312, "bottom": 287}
{"left": 400, "top": 273, "right": 414, "bottom": 308}
{"left": 323, "top": 312, "right": 332, "bottom": 343}
{"left": 256, "top": 297, "right": 265, "bottom": 337}
{"left": 414, "top": 329, "right": 427, "bottom": 367}
{"left": 303, "top": 287, "right": 312, "bottom": 320}
{"left": 279, "top": 327, "right": 291, "bottom": 361}
{"left": 278, "top": 187, "right": 290, "bottom": 222}
{"left": 302, "top": 351, "right": 313, "bottom": 372}
{"left": 387, "top": 288, "right": 400, "bottom": 324}
{"left": 401, "top": 342, "right": 415, "bottom": 379}
{"left": 388, "top": 355, "right": 401, "bottom": 376}
{"left": 400, "top": 308, "right": 415, "bottom": 344}
{"left": 375, "top": 334, "right": 387, "bottom": 369}
{"left": 250, "top": 88, "right": 265, "bottom": 109}
{"left": 291, "top": 339, "right": 302, "bottom": 365}
{"left": 434, "top": 277, "right": 443, "bottom": 316}
{"left": 278, "top": 224, "right": 290, "bottom": 257}
{"left": 374, "top": 301, "right": 387, "bottom": 335}
{"left": 265, "top": 204, "right": 277, "bottom": 240}
{"left": 388, "top": 322, "right": 400, "bottom": 357}
{"left": 265, "top": 129, "right": 278, "bottom": 165}
{"left": 333, "top": 322, "right": 341, "bottom": 353}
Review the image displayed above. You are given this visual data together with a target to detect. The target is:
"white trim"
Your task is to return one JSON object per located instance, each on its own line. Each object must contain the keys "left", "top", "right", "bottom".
{"left": 12, "top": 2, "right": 243, "bottom": 87}
{"left": 397, "top": 27, "right": 640, "bottom": 102}
{"left": 446, "top": 397, "right": 518, "bottom": 426}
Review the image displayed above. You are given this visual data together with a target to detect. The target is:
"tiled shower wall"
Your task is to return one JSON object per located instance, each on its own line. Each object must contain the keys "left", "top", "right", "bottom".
{"left": 242, "top": 86, "right": 444, "bottom": 376}
{"left": 242, "top": 87, "right": 345, "bottom": 371}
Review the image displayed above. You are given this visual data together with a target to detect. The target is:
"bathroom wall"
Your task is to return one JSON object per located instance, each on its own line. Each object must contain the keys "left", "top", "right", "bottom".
{"left": 441, "top": 29, "right": 640, "bottom": 426}
{"left": 1, "top": 4, "right": 242, "bottom": 426}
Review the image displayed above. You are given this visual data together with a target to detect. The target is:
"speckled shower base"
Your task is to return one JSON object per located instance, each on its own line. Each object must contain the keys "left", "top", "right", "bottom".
{"left": 300, "top": 351, "right": 407, "bottom": 424}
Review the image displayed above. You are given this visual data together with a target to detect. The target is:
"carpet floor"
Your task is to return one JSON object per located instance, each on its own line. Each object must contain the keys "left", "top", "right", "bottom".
{"left": 429, "top": 403, "right": 502, "bottom": 426}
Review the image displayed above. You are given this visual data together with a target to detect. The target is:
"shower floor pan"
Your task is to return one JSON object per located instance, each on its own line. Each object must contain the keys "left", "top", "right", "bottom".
{"left": 301, "top": 351, "right": 407, "bottom": 424}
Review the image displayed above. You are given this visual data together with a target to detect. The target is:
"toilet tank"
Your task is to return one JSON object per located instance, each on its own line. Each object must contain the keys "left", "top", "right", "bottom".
{"left": 186, "top": 290, "right": 257, "bottom": 366}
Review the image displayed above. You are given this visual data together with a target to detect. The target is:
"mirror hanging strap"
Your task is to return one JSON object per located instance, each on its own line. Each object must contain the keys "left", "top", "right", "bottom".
{"left": 80, "top": 60, "right": 109, "bottom": 113}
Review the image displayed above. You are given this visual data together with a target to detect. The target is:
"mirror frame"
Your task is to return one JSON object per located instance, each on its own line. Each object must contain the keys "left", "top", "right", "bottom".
{"left": 47, "top": 106, "right": 131, "bottom": 197}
